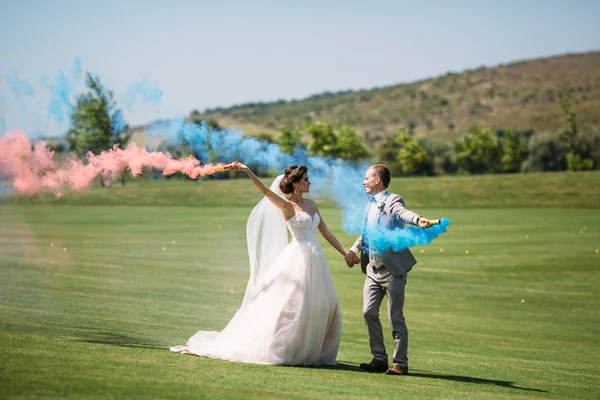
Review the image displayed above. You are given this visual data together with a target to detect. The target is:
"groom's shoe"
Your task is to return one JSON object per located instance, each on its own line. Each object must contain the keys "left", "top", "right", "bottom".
{"left": 386, "top": 364, "right": 408, "bottom": 376}
{"left": 359, "top": 359, "right": 388, "bottom": 373}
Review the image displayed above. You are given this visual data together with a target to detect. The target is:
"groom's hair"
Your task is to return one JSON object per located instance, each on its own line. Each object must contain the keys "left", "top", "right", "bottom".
{"left": 280, "top": 165, "right": 308, "bottom": 194}
{"left": 370, "top": 164, "right": 391, "bottom": 187}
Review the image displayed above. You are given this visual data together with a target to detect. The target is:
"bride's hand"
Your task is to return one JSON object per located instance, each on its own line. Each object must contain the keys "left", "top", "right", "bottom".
{"left": 230, "top": 161, "right": 249, "bottom": 172}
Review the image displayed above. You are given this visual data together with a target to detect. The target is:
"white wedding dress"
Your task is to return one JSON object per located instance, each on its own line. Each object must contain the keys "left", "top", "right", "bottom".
{"left": 171, "top": 176, "right": 341, "bottom": 366}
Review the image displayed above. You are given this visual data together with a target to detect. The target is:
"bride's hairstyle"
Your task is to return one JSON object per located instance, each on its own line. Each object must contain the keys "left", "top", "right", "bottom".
{"left": 279, "top": 165, "right": 308, "bottom": 194}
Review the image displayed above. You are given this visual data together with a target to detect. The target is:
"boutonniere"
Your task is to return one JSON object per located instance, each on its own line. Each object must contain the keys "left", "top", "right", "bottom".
{"left": 377, "top": 200, "right": 386, "bottom": 212}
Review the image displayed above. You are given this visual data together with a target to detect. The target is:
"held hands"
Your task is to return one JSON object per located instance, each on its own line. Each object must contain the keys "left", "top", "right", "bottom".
{"left": 344, "top": 250, "right": 360, "bottom": 268}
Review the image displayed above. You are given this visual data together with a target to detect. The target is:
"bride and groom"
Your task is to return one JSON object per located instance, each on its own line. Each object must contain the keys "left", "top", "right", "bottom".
{"left": 171, "top": 162, "right": 430, "bottom": 375}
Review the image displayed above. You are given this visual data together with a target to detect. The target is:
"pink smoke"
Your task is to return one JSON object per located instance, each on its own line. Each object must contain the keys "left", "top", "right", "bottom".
{"left": 0, "top": 130, "right": 231, "bottom": 196}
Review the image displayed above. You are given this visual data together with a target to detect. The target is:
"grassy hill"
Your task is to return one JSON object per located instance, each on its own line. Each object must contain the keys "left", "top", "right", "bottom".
{"left": 185, "top": 52, "right": 600, "bottom": 142}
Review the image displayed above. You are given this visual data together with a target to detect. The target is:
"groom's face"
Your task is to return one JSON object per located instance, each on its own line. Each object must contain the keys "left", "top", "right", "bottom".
{"left": 363, "top": 169, "right": 381, "bottom": 195}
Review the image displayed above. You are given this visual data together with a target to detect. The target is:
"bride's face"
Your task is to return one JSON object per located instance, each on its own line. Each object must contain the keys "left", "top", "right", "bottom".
{"left": 296, "top": 173, "right": 311, "bottom": 193}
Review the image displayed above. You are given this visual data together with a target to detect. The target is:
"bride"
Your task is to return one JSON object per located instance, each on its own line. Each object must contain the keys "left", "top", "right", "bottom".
{"left": 171, "top": 162, "right": 349, "bottom": 365}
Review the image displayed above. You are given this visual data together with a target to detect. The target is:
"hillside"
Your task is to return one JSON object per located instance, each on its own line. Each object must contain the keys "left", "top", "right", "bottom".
{"left": 185, "top": 52, "right": 600, "bottom": 142}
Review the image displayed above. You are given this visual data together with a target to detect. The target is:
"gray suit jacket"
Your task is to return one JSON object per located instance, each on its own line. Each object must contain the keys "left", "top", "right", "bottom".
{"left": 352, "top": 192, "right": 421, "bottom": 277}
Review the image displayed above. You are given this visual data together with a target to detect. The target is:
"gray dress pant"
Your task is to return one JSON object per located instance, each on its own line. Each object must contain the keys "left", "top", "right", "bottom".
{"left": 363, "top": 265, "right": 408, "bottom": 367}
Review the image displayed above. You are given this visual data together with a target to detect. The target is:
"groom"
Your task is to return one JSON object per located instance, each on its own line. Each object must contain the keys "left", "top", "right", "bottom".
{"left": 345, "top": 164, "right": 429, "bottom": 376}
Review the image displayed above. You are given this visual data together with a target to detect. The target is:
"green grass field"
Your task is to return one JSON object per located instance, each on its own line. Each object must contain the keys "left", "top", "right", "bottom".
{"left": 1, "top": 172, "right": 599, "bottom": 399}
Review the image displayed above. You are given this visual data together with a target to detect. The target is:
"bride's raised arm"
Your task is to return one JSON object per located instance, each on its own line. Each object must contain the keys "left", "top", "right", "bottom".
{"left": 230, "top": 162, "right": 292, "bottom": 215}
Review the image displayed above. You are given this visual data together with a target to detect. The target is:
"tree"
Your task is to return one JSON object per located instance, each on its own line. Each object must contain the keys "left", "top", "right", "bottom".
{"left": 500, "top": 129, "right": 528, "bottom": 172}
{"left": 451, "top": 126, "right": 502, "bottom": 174}
{"left": 375, "top": 135, "right": 403, "bottom": 176}
{"left": 335, "top": 124, "right": 370, "bottom": 161}
{"left": 189, "top": 110, "right": 221, "bottom": 130}
{"left": 557, "top": 92, "right": 593, "bottom": 171}
{"left": 303, "top": 122, "right": 370, "bottom": 161}
{"left": 395, "top": 128, "right": 433, "bottom": 175}
{"left": 277, "top": 125, "right": 304, "bottom": 154}
{"left": 419, "top": 137, "right": 454, "bottom": 175}
{"left": 573, "top": 128, "right": 600, "bottom": 170}
{"left": 520, "top": 132, "right": 567, "bottom": 172}
{"left": 252, "top": 132, "right": 275, "bottom": 143}
{"left": 306, "top": 121, "right": 338, "bottom": 158}
{"left": 557, "top": 92, "right": 577, "bottom": 151}
{"left": 65, "top": 73, "right": 131, "bottom": 185}
{"left": 66, "top": 74, "right": 130, "bottom": 155}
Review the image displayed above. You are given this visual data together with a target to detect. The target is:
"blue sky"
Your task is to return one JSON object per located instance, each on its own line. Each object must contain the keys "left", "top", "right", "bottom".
{"left": 1, "top": 0, "right": 599, "bottom": 137}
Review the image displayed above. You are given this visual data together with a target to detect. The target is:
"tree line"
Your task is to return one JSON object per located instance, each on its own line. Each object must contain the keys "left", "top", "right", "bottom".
{"left": 262, "top": 91, "right": 599, "bottom": 176}
{"left": 57, "top": 73, "right": 600, "bottom": 184}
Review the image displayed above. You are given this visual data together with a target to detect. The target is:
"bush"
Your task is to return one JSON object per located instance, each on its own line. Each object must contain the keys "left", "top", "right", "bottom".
{"left": 500, "top": 129, "right": 528, "bottom": 173}
{"left": 451, "top": 126, "right": 502, "bottom": 174}
{"left": 375, "top": 136, "right": 403, "bottom": 176}
{"left": 335, "top": 124, "right": 370, "bottom": 161}
{"left": 573, "top": 128, "right": 600, "bottom": 170}
{"left": 419, "top": 137, "right": 454, "bottom": 175}
{"left": 521, "top": 132, "right": 567, "bottom": 172}
{"left": 395, "top": 128, "right": 433, "bottom": 176}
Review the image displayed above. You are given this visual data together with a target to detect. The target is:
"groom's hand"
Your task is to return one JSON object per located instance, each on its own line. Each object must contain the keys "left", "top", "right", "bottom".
{"left": 418, "top": 217, "right": 430, "bottom": 228}
{"left": 345, "top": 250, "right": 359, "bottom": 268}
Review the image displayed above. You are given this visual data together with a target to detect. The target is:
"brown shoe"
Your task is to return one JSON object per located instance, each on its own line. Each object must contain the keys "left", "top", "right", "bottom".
{"left": 359, "top": 358, "right": 389, "bottom": 373}
{"left": 386, "top": 364, "right": 408, "bottom": 375}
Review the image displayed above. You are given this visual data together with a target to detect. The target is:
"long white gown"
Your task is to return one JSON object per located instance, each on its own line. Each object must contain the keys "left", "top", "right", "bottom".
{"left": 171, "top": 211, "right": 342, "bottom": 366}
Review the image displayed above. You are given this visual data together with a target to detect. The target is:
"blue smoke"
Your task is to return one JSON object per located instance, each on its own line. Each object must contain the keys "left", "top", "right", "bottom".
{"left": 70, "top": 58, "right": 82, "bottom": 82}
{"left": 121, "top": 79, "right": 163, "bottom": 111}
{"left": 47, "top": 70, "right": 73, "bottom": 122}
{"left": 164, "top": 120, "right": 450, "bottom": 249}
{"left": 367, "top": 218, "right": 451, "bottom": 253}
{"left": 234, "top": 135, "right": 294, "bottom": 171}
{"left": 170, "top": 120, "right": 295, "bottom": 170}
{"left": 5, "top": 73, "right": 35, "bottom": 106}
{"left": 5, "top": 57, "right": 449, "bottom": 252}
{"left": 110, "top": 109, "right": 128, "bottom": 138}
{"left": 40, "top": 74, "right": 50, "bottom": 87}
{"left": 330, "top": 162, "right": 370, "bottom": 234}
{"left": 47, "top": 58, "right": 82, "bottom": 122}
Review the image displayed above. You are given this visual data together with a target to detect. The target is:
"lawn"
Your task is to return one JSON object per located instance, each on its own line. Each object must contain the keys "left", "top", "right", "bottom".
{"left": 1, "top": 171, "right": 599, "bottom": 399}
